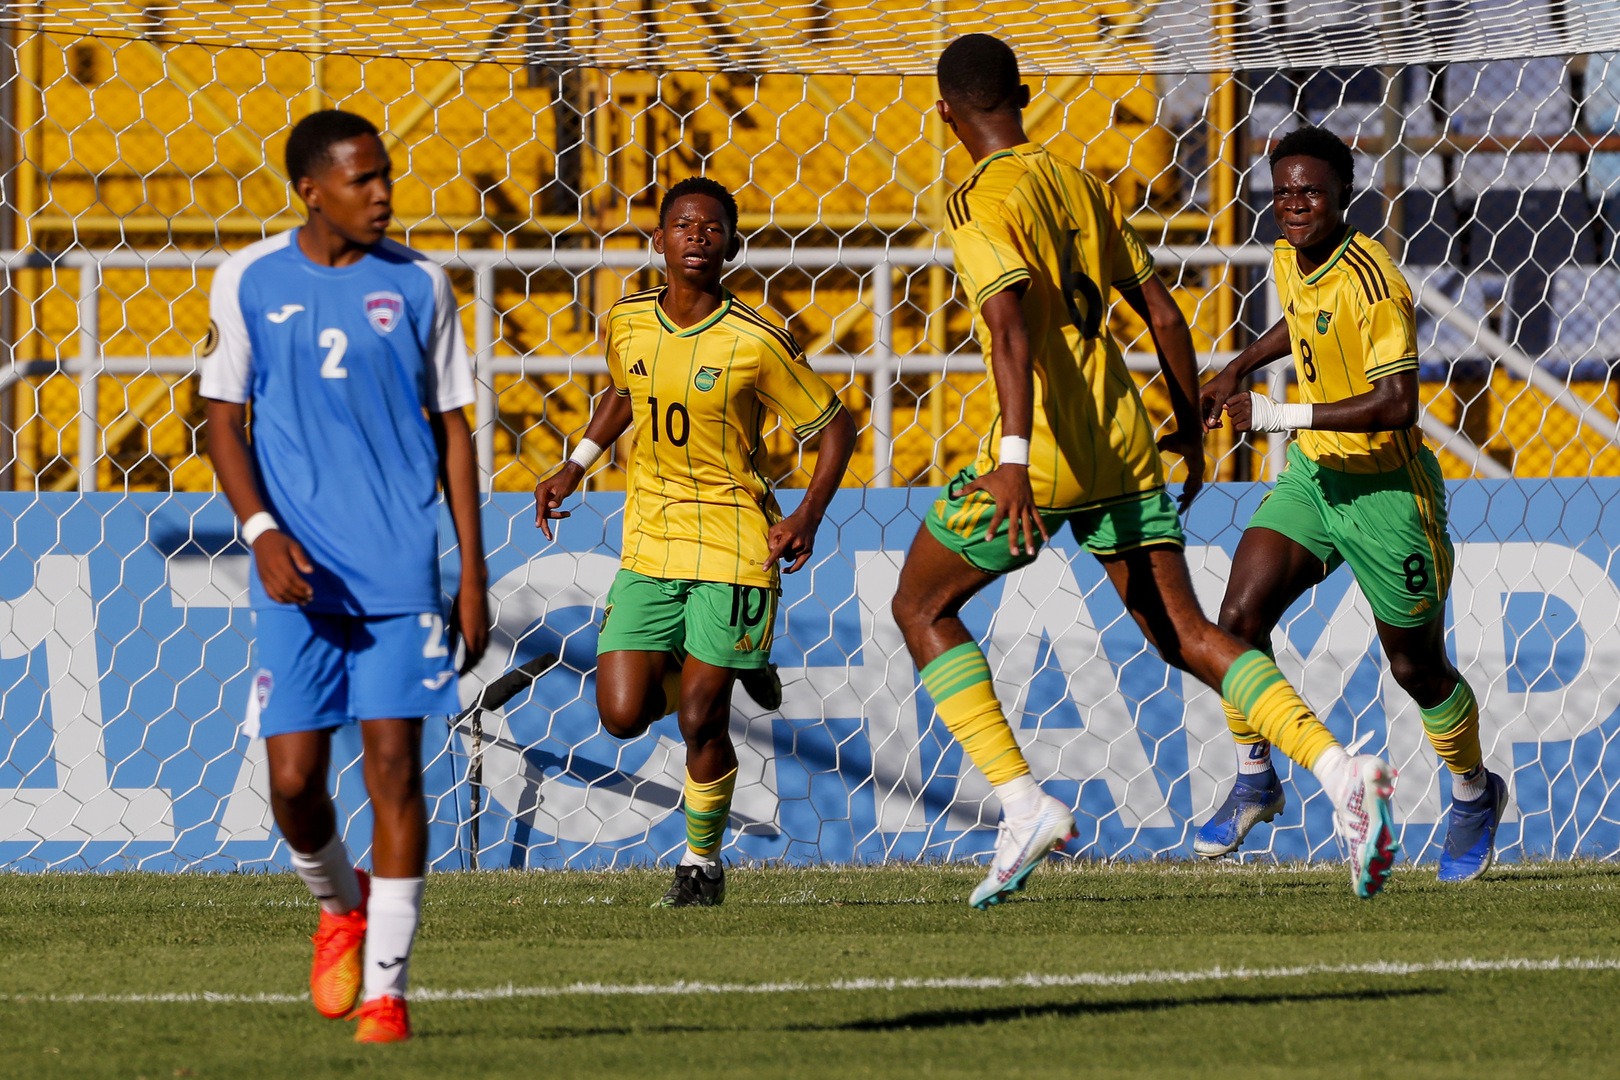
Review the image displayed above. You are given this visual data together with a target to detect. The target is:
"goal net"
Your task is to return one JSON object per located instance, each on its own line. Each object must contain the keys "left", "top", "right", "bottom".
{"left": 2, "top": 1, "right": 1619, "bottom": 870}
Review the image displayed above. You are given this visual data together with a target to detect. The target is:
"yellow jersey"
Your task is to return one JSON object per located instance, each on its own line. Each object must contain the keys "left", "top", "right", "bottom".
{"left": 946, "top": 141, "right": 1164, "bottom": 511}
{"left": 1274, "top": 229, "right": 1423, "bottom": 473}
{"left": 604, "top": 287, "right": 843, "bottom": 589}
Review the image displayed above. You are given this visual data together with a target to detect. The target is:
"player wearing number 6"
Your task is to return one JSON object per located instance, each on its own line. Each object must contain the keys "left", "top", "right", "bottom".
{"left": 1198, "top": 126, "right": 1503, "bottom": 882}
{"left": 202, "top": 110, "right": 489, "bottom": 1042}
{"left": 892, "top": 36, "right": 1399, "bottom": 907}
{"left": 533, "top": 177, "right": 856, "bottom": 908}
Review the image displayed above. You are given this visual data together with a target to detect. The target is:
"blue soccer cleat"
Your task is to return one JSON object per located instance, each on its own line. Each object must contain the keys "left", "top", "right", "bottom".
{"left": 1194, "top": 770, "right": 1286, "bottom": 858}
{"left": 1437, "top": 770, "right": 1507, "bottom": 883}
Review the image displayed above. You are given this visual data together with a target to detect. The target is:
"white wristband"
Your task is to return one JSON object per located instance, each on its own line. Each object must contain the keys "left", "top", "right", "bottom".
{"left": 1246, "top": 392, "right": 1315, "bottom": 433}
{"left": 241, "top": 511, "right": 280, "bottom": 547}
{"left": 999, "top": 435, "right": 1031, "bottom": 466}
{"left": 569, "top": 437, "right": 604, "bottom": 470}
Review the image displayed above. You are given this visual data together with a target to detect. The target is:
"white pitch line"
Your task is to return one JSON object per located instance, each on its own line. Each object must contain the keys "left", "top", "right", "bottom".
{"left": 7, "top": 957, "right": 1620, "bottom": 1005}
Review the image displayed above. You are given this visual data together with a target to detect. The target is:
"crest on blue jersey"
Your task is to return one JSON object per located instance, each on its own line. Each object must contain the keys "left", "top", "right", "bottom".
{"left": 364, "top": 290, "right": 404, "bottom": 334}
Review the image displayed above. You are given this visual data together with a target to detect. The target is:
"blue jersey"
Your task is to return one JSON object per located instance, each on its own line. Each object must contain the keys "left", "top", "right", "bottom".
{"left": 200, "top": 229, "right": 475, "bottom": 615}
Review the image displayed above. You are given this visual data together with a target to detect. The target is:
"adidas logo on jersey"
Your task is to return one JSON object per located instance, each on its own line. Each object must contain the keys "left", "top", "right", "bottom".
{"left": 629, "top": 359, "right": 648, "bottom": 377}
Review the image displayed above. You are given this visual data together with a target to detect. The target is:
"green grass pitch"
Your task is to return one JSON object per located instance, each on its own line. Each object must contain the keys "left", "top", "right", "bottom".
{"left": 3, "top": 861, "right": 1618, "bottom": 1079}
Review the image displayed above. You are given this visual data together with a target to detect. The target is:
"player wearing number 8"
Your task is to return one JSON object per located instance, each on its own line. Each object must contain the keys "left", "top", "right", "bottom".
{"left": 201, "top": 110, "right": 490, "bottom": 1042}
{"left": 532, "top": 177, "right": 856, "bottom": 908}
{"left": 1198, "top": 126, "right": 1502, "bottom": 882}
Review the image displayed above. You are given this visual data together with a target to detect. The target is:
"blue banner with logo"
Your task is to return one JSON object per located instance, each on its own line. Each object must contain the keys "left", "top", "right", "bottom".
{"left": 1, "top": 482, "right": 1617, "bottom": 871}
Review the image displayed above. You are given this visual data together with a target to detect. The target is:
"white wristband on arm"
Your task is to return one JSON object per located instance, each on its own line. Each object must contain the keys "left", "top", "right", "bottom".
{"left": 1246, "top": 392, "right": 1315, "bottom": 433}
{"left": 241, "top": 511, "right": 280, "bottom": 547}
{"left": 999, "top": 435, "right": 1031, "bottom": 466}
{"left": 568, "top": 437, "right": 604, "bottom": 471}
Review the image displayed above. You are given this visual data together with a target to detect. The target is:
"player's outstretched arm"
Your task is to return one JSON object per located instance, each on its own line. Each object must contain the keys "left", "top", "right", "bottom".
{"left": 430, "top": 406, "right": 489, "bottom": 674}
{"left": 532, "top": 388, "right": 633, "bottom": 540}
{"left": 203, "top": 398, "right": 315, "bottom": 606}
{"left": 764, "top": 404, "right": 856, "bottom": 574}
{"left": 1121, "top": 276, "right": 1205, "bottom": 510}
{"left": 1200, "top": 318, "right": 1292, "bottom": 430}
{"left": 959, "top": 287, "right": 1049, "bottom": 558}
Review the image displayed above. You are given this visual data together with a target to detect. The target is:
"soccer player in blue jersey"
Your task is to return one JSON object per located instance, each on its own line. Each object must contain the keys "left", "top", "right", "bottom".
{"left": 202, "top": 110, "right": 488, "bottom": 1044}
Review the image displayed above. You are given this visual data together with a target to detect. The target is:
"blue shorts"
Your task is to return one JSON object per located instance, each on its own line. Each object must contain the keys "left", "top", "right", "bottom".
{"left": 245, "top": 609, "right": 460, "bottom": 739}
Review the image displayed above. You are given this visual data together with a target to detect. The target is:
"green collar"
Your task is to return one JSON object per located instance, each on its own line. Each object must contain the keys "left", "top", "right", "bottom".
{"left": 1300, "top": 228, "right": 1357, "bottom": 285}
{"left": 966, "top": 145, "right": 1023, "bottom": 180}
{"left": 654, "top": 287, "right": 732, "bottom": 337}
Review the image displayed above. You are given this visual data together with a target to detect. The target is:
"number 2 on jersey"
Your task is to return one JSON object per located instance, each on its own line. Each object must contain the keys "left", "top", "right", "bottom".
{"left": 319, "top": 328, "right": 349, "bottom": 379}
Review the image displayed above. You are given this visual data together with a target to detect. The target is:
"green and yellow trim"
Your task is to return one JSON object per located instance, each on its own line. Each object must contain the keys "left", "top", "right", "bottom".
{"left": 1300, "top": 227, "right": 1359, "bottom": 286}
{"left": 920, "top": 642, "right": 994, "bottom": 703}
{"left": 792, "top": 399, "right": 843, "bottom": 439}
{"left": 655, "top": 287, "right": 734, "bottom": 337}
{"left": 1365, "top": 356, "right": 1420, "bottom": 381}
{"left": 973, "top": 268, "right": 1032, "bottom": 307}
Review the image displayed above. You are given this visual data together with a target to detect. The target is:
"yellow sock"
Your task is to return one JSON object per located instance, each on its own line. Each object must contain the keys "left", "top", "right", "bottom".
{"left": 921, "top": 642, "right": 1029, "bottom": 786}
{"left": 1221, "top": 650, "right": 1340, "bottom": 770}
{"left": 683, "top": 767, "right": 736, "bottom": 857}
{"left": 1421, "top": 678, "right": 1483, "bottom": 774}
{"left": 1224, "top": 699, "right": 1266, "bottom": 744}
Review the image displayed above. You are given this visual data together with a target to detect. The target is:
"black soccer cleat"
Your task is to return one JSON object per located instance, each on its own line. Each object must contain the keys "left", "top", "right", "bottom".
{"left": 652, "top": 864, "right": 725, "bottom": 908}
{"left": 738, "top": 662, "right": 783, "bottom": 712}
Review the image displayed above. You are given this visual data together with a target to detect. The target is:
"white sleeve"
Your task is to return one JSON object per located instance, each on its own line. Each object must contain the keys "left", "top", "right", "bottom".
{"left": 422, "top": 261, "right": 476, "bottom": 413}
{"left": 198, "top": 256, "right": 253, "bottom": 403}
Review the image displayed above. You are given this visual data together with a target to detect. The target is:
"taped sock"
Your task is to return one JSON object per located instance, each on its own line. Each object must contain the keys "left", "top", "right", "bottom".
{"left": 289, "top": 834, "right": 362, "bottom": 916}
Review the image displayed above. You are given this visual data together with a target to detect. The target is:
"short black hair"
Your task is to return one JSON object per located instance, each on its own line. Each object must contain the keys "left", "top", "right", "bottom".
{"left": 1269, "top": 125, "right": 1355, "bottom": 194}
{"left": 285, "top": 109, "right": 381, "bottom": 184}
{"left": 658, "top": 176, "right": 739, "bottom": 234}
{"left": 937, "top": 33, "right": 1021, "bottom": 113}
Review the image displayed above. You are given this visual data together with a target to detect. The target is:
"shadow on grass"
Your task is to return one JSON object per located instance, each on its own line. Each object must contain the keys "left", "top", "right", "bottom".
{"left": 813, "top": 986, "right": 1442, "bottom": 1032}
{"left": 431, "top": 987, "right": 1441, "bottom": 1041}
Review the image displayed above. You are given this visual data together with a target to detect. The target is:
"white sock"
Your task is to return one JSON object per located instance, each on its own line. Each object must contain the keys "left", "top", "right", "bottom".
{"left": 363, "top": 876, "right": 424, "bottom": 1002}
{"left": 289, "top": 834, "right": 362, "bottom": 916}
{"left": 1311, "top": 745, "right": 1357, "bottom": 808}
{"left": 994, "top": 774, "right": 1044, "bottom": 820}
{"left": 1453, "top": 765, "right": 1489, "bottom": 802}
{"left": 1237, "top": 740, "right": 1273, "bottom": 775}
{"left": 679, "top": 847, "right": 722, "bottom": 879}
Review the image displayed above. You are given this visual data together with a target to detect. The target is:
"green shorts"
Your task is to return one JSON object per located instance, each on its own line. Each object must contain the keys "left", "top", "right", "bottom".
{"left": 925, "top": 467, "right": 1185, "bottom": 575}
{"left": 1249, "top": 442, "right": 1454, "bottom": 628}
{"left": 597, "top": 569, "right": 778, "bottom": 670}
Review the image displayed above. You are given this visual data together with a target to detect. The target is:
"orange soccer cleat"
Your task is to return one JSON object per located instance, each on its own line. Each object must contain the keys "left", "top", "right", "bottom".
{"left": 309, "top": 868, "right": 370, "bottom": 1019}
{"left": 353, "top": 994, "right": 412, "bottom": 1044}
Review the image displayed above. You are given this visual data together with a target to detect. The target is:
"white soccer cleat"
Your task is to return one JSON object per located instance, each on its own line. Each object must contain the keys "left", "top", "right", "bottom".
{"left": 969, "top": 794, "right": 1077, "bottom": 909}
{"left": 1334, "top": 755, "right": 1400, "bottom": 899}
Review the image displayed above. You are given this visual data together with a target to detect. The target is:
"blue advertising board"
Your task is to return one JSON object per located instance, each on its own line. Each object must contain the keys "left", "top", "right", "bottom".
{"left": 0, "top": 482, "right": 1616, "bottom": 870}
